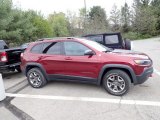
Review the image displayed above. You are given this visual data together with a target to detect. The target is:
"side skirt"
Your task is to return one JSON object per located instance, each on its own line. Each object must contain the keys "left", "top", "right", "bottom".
{"left": 48, "top": 74, "right": 98, "bottom": 85}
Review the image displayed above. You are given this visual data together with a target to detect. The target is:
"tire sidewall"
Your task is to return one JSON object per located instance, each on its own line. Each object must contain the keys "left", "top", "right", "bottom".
{"left": 27, "top": 68, "right": 46, "bottom": 88}
{"left": 103, "top": 70, "right": 131, "bottom": 96}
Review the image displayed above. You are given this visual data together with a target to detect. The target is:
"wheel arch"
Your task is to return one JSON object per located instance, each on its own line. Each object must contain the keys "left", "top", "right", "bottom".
{"left": 24, "top": 62, "right": 49, "bottom": 81}
{"left": 98, "top": 64, "right": 137, "bottom": 85}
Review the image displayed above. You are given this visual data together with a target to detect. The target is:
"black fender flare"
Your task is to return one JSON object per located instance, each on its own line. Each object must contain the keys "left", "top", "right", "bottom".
{"left": 97, "top": 64, "right": 137, "bottom": 85}
{"left": 24, "top": 62, "right": 49, "bottom": 81}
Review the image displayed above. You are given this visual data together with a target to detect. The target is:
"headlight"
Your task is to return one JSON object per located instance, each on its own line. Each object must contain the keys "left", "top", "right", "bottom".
{"left": 134, "top": 59, "right": 152, "bottom": 66}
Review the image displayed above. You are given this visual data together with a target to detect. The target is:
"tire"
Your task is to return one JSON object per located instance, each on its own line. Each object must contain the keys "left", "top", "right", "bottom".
{"left": 27, "top": 68, "right": 47, "bottom": 88}
{"left": 16, "top": 67, "right": 22, "bottom": 73}
{"left": 124, "top": 39, "right": 131, "bottom": 50}
{"left": 103, "top": 69, "right": 131, "bottom": 96}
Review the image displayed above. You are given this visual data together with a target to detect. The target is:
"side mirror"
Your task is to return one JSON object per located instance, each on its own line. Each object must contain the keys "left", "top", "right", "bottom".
{"left": 84, "top": 50, "right": 95, "bottom": 56}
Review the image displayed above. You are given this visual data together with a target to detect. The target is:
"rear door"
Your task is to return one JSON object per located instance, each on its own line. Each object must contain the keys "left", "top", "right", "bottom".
{"left": 39, "top": 42, "right": 66, "bottom": 75}
{"left": 63, "top": 41, "right": 100, "bottom": 81}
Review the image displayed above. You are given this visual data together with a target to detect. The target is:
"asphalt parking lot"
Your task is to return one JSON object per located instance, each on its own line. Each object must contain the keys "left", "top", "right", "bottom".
{"left": 1, "top": 37, "right": 160, "bottom": 120}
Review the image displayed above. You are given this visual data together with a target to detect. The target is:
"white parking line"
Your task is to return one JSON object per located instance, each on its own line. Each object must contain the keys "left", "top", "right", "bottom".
{"left": 154, "top": 68, "right": 160, "bottom": 76}
{"left": 6, "top": 93, "right": 160, "bottom": 107}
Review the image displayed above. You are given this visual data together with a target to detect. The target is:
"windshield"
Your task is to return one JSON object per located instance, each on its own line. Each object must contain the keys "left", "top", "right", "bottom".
{"left": 81, "top": 39, "right": 110, "bottom": 52}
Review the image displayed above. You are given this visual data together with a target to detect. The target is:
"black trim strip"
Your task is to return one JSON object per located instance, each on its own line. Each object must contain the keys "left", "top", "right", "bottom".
{"left": 48, "top": 74, "right": 98, "bottom": 84}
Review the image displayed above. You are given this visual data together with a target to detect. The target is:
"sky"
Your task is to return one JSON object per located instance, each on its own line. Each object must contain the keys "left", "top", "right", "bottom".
{"left": 12, "top": 0, "right": 133, "bottom": 16}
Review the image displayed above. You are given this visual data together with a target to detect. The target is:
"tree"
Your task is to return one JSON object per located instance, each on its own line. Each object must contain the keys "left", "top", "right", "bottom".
{"left": 87, "top": 6, "right": 108, "bottom": 34}
{"left": 66, "top": 10, "right": 84, "bottom": 36}
{"left": 110, "top": 4, "right": 121, "bottom": 31}
{"left": 132, "top": 0, "right": 157, "bottom": 35}
{"left": 0, "top": 0, "right": 12, "bottom": 40}
{"left": 89, "top": 6, "right": 107, "bottom": 21}
{"left": 48, "top": 12, "right": 69, "bottom": 37}
{"left": 0, "top": 0, "right": 36, "bottom": 44}
{"left": 141, "top": 0, "right": 151, "bottom": 6}
{"left": 6, "top": 9, "right": 36, "bottom": 44}
{"left": 151, "top": 0, "right": 160, "bottom": 34}
{"left": 79, "top": 8, "right": 87, "bottom": 34}
{"left": 151, "top": 0, "right": 160, "bottom": 6}
{"left": 27, "top": 10, "right": 53, "bottom": 40}
{"left": 121, "top": 3, "right": 131, "bottom": 32}
{"left": 133, "top": 0, "right": 151, "bottom": 7}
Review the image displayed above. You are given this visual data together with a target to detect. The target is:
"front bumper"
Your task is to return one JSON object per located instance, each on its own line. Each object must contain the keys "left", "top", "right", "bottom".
{"left": 135, "top": 67, "right": 153, "bottom": 85}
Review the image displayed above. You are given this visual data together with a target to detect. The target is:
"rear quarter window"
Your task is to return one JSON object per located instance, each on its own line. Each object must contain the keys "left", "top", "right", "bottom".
{"left": 30, "top": 43, "right": 43, "bottom": 53}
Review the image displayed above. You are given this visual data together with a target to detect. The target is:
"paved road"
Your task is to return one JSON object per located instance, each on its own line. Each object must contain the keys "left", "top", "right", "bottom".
{"left": 1, "top": 37, "right": 160, "bottom": 120}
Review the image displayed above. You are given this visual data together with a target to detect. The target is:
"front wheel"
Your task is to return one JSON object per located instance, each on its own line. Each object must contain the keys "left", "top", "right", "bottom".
{"left": 103, "top": 69, "right": 131, "bottom": 96}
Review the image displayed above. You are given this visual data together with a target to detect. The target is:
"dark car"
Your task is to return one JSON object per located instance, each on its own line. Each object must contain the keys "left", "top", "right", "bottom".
{"left": 20, "top": 43, "right": 30, "bottom": 49}
{"left": 0, "top": 40, "right": 24, "bottom": 73}
{"left": 21, "top": 37, "right": 153, "bottom": 96}
{"left": 83, "top": 32, "right": 131, "bottom": 50}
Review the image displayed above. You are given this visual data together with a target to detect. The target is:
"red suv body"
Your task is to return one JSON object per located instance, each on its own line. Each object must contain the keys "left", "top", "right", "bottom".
{"left": 21, "top": 38, "right": 153, "bottom": 96}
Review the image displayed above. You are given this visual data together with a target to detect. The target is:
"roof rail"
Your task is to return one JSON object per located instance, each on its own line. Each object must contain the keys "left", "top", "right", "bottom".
{"left": 36, "top": 37, "right": 75, "bottom": 41}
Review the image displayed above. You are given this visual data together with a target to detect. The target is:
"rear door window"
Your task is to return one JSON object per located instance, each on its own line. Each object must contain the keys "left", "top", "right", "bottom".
{"left": 105, "top": 35, "right": 119, "bottom": 44}
{"left": 42, "top": 42, "right": 63, "bottom": 55}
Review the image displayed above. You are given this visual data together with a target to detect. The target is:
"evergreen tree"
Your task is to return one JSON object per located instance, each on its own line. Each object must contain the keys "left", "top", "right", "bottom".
{"left": 121, "top": 3, "right": 131, "bottom": 32}
{"left": 110, "top": 4, "right": 121, "bottom": 31}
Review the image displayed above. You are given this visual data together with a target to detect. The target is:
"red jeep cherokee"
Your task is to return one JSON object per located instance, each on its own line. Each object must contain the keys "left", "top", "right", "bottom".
{"left": 21, "top": 38, "right": 153, "bottom": 96}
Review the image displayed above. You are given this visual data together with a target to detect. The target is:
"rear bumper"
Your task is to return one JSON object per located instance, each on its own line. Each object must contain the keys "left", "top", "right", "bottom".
{"left": 0, "top": 62, "right": 21, "bottom": 73}
{"left": 135, "top": 67, "right": 153, "bottom": 85}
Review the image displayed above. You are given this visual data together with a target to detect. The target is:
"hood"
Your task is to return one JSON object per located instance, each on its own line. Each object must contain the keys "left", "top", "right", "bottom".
{"left": 110, "top": 49, "right": 149, "bottom": 59}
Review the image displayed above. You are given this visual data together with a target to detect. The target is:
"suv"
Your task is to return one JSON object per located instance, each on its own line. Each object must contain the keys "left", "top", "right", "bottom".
{"left": 83, "top": 32, "right": 131, "bottom": 50}
{"left": 21, "top": 38, "right": 153, "bottom": 96}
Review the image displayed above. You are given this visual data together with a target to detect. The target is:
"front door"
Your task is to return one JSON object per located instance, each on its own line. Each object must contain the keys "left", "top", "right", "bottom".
{"left": 63, "top": 41, "right": 100, "bottom": 81}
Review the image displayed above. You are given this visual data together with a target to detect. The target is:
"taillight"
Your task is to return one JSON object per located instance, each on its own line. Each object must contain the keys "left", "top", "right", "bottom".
{"left": 0, "top": 52, "right": 8, "bottom": 62}
{"left": 21, "top": 53, "right": 23, "bottom": 57}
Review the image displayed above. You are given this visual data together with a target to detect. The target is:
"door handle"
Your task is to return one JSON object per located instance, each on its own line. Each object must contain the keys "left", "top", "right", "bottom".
{"left": 65, "top": 57, "right": 72, "bottom": 60}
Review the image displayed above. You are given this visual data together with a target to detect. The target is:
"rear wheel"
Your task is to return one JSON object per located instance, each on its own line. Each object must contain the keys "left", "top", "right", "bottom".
{"left": 103, "top": 69, "right": 131, "bottom": 96}
{"left": 27, "top": 68, "right": 47, "bottom": 88}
